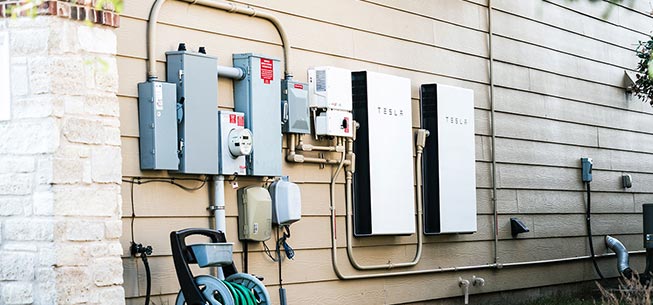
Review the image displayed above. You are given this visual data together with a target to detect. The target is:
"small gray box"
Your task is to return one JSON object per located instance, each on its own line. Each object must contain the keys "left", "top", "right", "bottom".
{"left": 166, "top": 50, "right": 220, "bottom": 174}
{"left": 233, "top": 53, "right": 282, "bottom": 176}
{"left": 282, "top": 80, "right": 310, "bottom": 134}
{"left": 137, "top": 81, "right": 179, "bottom": 170}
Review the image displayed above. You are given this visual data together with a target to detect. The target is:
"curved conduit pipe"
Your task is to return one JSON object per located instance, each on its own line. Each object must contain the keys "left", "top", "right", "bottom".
{"left": 605, "top": 236, "right": 633, "bottom": 278}
{"left": 340, "top": 131, "right": 427, "bottom": 270}
{"left": 147, "top": 0, "right": 293, "bottom": 81}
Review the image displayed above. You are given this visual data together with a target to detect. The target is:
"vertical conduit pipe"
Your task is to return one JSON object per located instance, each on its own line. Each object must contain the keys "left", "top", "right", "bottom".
{"left": 147, "top": 0, "right": 293, "bottom": 81}
{"left": 210, "top": 175, "right": 226, "bottom": 279}
{"left": 487, "top": 0, "right": 500, "bottom": 267}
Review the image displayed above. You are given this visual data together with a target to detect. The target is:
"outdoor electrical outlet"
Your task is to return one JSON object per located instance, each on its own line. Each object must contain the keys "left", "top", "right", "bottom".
{"left": 581, "top": 158, "right": 593, "bottom": 183}
{"left": 622, "top": 174, "right": 633, "bottom": 189}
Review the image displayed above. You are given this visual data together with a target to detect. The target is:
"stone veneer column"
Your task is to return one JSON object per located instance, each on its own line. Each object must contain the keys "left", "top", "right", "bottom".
{"left": 0, "top": 2, "right": 124, "bottom": 304}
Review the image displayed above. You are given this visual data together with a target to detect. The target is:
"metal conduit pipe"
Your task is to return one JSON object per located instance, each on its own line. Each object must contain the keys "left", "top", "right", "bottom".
{"left": 216, "top": 64, "right": 245, "bottom": 80}
{"left": 286, "top": 133, "right": 351, "bottom": 165}
{"left": 147, "top": 0, "right": 293, "bottom": 81}
{"left": 487, "top": 0, "right": 500, "bottom": 267}
{"left": 340, "top": 131, "right": 426, "bottom": 270}
{"left": 604, "top": 236, "right": 633, "bottom": 278}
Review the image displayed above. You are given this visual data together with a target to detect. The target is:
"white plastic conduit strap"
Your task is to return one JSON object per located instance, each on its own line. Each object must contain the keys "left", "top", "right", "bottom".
{"left": 147, "top": 0, "right": 293, "bottom": 80}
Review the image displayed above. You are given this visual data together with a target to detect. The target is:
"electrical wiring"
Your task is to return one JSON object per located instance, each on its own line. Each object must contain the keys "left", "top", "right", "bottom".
{"left": 121, "top": 176, "right": 208, "bottom": 191}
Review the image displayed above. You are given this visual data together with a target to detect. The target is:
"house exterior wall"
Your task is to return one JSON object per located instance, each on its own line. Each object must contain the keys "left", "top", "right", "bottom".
{"left": 118, "top": 1, "right": 653, "bottom": 304}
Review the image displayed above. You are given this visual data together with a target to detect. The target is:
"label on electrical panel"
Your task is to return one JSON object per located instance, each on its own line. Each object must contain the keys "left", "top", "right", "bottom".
{"left": 154, "top": 83, "right": 164, "bottom": 111}
{"left": 260, "top": 58, "right": 274, "bottom": 84}
{"left": 294, "top": 83, "right": 304, "bottom": 90}
{"left": 237, "top": 116, "right": 244, "bottom": 127}
{"left": 229, "top": 114, "right": 237, "bottom": 124}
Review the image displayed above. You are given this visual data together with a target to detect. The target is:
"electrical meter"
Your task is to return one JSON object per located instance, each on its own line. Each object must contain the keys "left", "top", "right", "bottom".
{"left": 218, "top": 111, "right": 250, "bottom": 176}
{"left": 237, "top": 186, "right": 272, "bottom": 242}
{"left": 228, "top": 129, "right": 253, "bottom": 157}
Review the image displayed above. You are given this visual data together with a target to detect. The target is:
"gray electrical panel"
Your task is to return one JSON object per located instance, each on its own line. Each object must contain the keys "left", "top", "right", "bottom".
{"left": 137, "top": 81, "right": 179, "bottom": 170}
{"left": 233, "top": 53, "right": 282, "bottom": 176}
{"left": 282, "top": 79, "right": 310, "bottom": 134}
{"left": 166, "top": 50, "right": 220, "bottom": 174}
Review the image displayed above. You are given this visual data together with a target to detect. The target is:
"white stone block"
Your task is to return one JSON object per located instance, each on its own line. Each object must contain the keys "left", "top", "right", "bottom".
{"left": 10, "top": 28, "right": 48, "bottom": 56}
{"left": 92, "top": 257, "right": 123, "bottom": 287}
{"left": 0, "top": 156, "right": 35, "bottom": 174}
{"left": 91, "top": 146, "right": 121, "bottom": 183}
{"left": 64, "top": 220, "right": 104, "bottom": 241}
{"left": 104, "top": 220, "right": 122, "bottom": 239}
{"left": 55, "top": 267, "right": 90, "bottom": 304}
{"left": 4, "top": 218, "right": 54, "bottom": 241}
{"left": 0, "top": 119, "right": 60, "bottom": 154}
{"left": 10, "top": 63, "right": 28, "bottom": 97}
{"left": 52, "top": 158, "right": 84, "bottom": 184}
{"left": 63, "top": 117, "right": 108, "bottom": 145}
{"left": 53, "top": 185, "right": 119, "bottom": 217}
{"left": 2, "top": 282, "right": 34, "bottom": 305}
{"left": 54, "top": 244, "right": 90, "bottom": 266}
{"left": 0, "top": 196, "right": 30, "bottom": 216}
{"left": 0, "top": 173, "right": 33, "bottom": 195}
{"left": 12, "top": 97, "right": 57, "bottom": 119}
{"left": 85, "top": 94, "right": 119, "bottom": 117}
{"left": 78, "top": 26, "right": 116, "bottom": 55}
{"left": 0, "top": 251, "right": 35, "bottom": 281}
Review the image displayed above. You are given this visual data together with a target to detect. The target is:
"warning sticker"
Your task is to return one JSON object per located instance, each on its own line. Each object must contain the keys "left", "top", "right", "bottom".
{"left": 260, "top": 58, "right": 273, "bottom": 84}
{"left": 294, "top": 83, "right": 304, "bottom": 90}
{"left": 237, "top": 116, "right": 245, "bottom": 127}
{"left": 229, "top": 114, "right": 237, "bottom": 124}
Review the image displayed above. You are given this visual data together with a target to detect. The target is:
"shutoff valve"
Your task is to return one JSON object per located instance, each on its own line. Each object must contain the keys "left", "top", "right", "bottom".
{"left": 228, "top": 129, "right": 253, "bottom": 158}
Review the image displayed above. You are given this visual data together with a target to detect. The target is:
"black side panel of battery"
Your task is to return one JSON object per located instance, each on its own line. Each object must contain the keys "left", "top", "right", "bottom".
{"left": 352, "top": 71, "right": 372, "bottom": 236}
{"left": 420, "top": 84, "right": 441, "bottom": 234}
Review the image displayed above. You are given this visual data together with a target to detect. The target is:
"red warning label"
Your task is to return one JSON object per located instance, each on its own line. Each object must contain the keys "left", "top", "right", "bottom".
{"left": 260, "top": 58, "right": 273, "bottom": 84}
{"left": 294, "top": 83, "right": 304, "bottom": 90}
{"left": 237, "top": 116, "right": 245, "bottom": 127}
{"left": 229, "top": 114, "right": 237, "bottom": 124}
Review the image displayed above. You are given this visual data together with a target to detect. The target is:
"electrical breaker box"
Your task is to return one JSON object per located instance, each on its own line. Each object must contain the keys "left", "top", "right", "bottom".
{"left": 137, "top": 81, "right": 179, "bottom": 170}
{"left": 166, "top": 50, "right": 219, "bottom": 174}
{"left": 420, "top": 84, "right": 477, "bottom": 234}
{"left": 308, "top": 66, "right": 352, "bottom": 111}
{"left": 315, "top": 110, "right": 353, "bottom": 138}
{"left": 282, "top": 80, "right": 311, "bottom": 134}
{"left": 218, "top": 111, "right": 249, "bottom": 175}
{"left": 352, "top": 71, "right": 415, "bottom": 236}
{"left": 237, "top": 186, "right": 272, "bottom": 241}
{"left": 233, "top": 54, "right": 282, "bottom": 177}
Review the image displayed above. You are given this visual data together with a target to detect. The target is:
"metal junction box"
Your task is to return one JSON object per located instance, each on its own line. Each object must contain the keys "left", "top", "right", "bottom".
{"left": 218, "top": 111, "right": 248, "bottom": 176}
{"left": 315, "top": 109, "right": 353, "bottom": 138}
{"left": 282, "top": 79, "right": 310, "bottom": 134}
{"left": 137, "top": 81, "right": 179, "bottom": 170}
{"left": 420, "top": 84, "right": 477, "bottom": 234}
{"left": 237, "top": 186, "right": 272, "bottom": 242}
{"left": 308, "top": 66, "right": 352, "bottom": 111}
{"left": 166, "top": 50, "right": 219, "bottom": 175}
{"left": 352, "top": 71, "right": 415, "bottom": 236}
{"left": 233, "top": 53, "right": 282, "bottom": 177}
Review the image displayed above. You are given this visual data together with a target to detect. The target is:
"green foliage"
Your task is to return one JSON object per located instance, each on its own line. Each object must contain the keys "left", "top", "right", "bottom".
{"left": 631, "top": 37, "right": 653, "bottom": 106}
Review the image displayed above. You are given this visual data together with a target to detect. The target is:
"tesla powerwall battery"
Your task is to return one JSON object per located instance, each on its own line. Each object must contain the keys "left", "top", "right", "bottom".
{"left": 352, "top": 71, "right": 415, "bottom": 236}
{"left": 420, "top": 84, "right": 477, "bottom": 234}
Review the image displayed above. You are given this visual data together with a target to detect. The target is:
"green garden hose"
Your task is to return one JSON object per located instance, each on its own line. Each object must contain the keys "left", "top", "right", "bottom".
{"left": 222, "top": 280, "right": 257, "bottom": 305}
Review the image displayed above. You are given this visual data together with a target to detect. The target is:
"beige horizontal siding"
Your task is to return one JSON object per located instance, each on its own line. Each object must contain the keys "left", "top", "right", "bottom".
{"left": 118, "top": 0, "right": 653, "bottom": 303}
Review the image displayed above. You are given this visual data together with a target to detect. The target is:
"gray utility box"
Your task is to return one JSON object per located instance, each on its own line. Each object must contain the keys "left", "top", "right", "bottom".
{"left": 137, "top": 81, "right": 179, "bottom": 170}
{"left": 233, "top": 53, "right": 282, "bottom": 176}
{"left": 282, "top": 79, "right": 310, "bottom": 134}
{"left": 166, "top": 50, "right": 220, "bottom": 174}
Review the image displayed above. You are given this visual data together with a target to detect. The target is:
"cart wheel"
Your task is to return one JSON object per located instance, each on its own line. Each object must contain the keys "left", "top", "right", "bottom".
{"left": 225, "top": 273, "right": 271, "bottom": 305}
{"left": 175, "top": 275, "right": 235, "bottom": 305}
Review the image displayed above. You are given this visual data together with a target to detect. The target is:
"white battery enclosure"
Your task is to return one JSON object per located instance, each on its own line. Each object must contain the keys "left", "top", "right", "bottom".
{"left": 352, "top": 71, "right": 415, "bottom": 236}
{"left": 421, "top": 84, "right": 477, "bottom": 234}
{"left": 314, "top": 110, "right": 353, "bottom": 138}
{"left": 308, "top": 66, "right": 352, "bottom": 111}
{"left": 269, "top": 179, "right": 301, "bottom": 225}
{"left": 237, "top": 186, "right": 272, "bottom": 242}
{"left": 218, "top": 111, "right": 248, "bottom": 176}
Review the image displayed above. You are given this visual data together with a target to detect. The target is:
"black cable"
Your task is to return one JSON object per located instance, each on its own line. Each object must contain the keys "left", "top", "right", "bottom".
{"left": 142, "top": 253, "right": 152, "bottom": 305}
{"left": 243, "top": 241, "right": 248, "bottom": 274}
{"left": 122, "top": 177, "right": 208, "bottom": 191}
{"left": 130, "top": 178, "right": 136, "bottom": 244}
{"left": 586, "top": 182, "right": 605, "bottom": 280}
